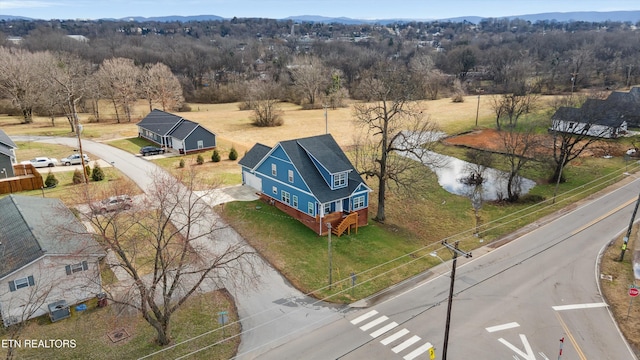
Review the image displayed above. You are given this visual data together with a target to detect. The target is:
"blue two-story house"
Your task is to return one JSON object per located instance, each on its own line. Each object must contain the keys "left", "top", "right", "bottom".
{"left": 239, "top": 134, "right": 371, "bottom": 236}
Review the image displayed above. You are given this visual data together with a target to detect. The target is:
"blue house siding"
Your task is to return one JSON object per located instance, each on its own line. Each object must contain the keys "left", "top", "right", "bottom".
{"left": 238, "top": 134, "right": 371, "bottom": 235}
{"left": 183, "top": 126, "right": 216, "bottom": 152}
{"left": 139, "top": 130, "right": 163, "bottom": 145}
{"left": 256, "top": 150, "right": 310, "bottom": 193}
{"left": 308, "top": 155, "right": 332, "bottom": 187}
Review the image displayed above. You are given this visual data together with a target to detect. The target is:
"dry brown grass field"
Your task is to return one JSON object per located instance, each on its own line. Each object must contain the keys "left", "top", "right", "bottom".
{"left": 1, "top": 94, "right": 510, "bottom": 152}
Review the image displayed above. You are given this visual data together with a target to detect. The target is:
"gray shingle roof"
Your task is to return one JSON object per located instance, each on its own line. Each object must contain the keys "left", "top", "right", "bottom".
{"left": 168, "top": 119, "right": 199, "bottom": 140}
{"left": 242, "top": 134, "right": 368, "bottom": 204}
{"left": 0, "top": 129, "right": 17, "bottom": 149}
{"left": 281, "top": 134, "right": 367, "bottom": 203}
{"left": 239, "top": 143, "right": 272, "bottom": 168}
{"left": 0, "top": 195, "right": 105, "bottom": 279}
{"left": 136, "top": 109, "right": 183, "bottom": 136}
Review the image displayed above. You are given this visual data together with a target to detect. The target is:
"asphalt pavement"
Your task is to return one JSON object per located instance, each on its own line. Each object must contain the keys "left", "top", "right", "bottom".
{"left": 11, "top": 136, "right": 342, "bottom": 359}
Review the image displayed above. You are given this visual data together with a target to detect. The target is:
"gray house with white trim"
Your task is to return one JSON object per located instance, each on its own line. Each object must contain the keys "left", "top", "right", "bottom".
{"left": 137, "top": 109, "right": 216, "bottom": 154}
{"left": 0, "top": 195, "right": 105, "bottom": 326}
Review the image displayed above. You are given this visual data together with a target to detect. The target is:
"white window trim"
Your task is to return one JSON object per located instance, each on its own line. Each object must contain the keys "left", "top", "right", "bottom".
{"left": 14, "top": 277, "right": 29, "bottom": 289}
{"left": 282, "top": 190, "right": 290, "bottom": 204}
{"left": 353, "top": 195, "right": 365, "bottom": 210}
{"left": 271, "top": 163, "right": 277, "bottom": 176}
{"left": 292, "top": 195, "right": 298, "bottom": 208}
{"left": 333, "top": 172, "right": 347, "bottom": 188}
{"left": 308, "top": 202, "right": 314, "bottom": 215}
{"left": 288, "top": 169, "right": 294, "bottom": 183}
{"left": 272, "top": 186, "right": 277, "bottom": 194}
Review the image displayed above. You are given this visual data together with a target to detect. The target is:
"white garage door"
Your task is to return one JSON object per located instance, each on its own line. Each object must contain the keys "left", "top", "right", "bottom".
{"left": 243, "top": 171, "right": 262, "bottom": 192}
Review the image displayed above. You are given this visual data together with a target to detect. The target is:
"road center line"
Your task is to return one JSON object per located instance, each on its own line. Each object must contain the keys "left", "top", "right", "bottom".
{"left": 485, "top": 322, "right": 520, "bottom": 333}
{"left": 555, "top": 312, "right": 587, "bottom": 360}
{"left": 571, "top": 197, "right": 636, "bottom": 235}
{"left": 552, "top": 302, "right": 608, "bottom": 311}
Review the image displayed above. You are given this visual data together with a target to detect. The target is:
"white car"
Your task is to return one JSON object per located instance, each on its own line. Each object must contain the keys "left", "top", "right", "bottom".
{"left": 61, "top": 153, "right": 90, "bottom": 166}
{"left": 21, "top": 157, "right": 59, "bottom": 168}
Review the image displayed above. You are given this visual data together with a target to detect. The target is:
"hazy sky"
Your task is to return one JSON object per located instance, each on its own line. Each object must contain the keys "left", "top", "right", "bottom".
{"left": 1, "top": 0, "right": 639, "bottom": 20}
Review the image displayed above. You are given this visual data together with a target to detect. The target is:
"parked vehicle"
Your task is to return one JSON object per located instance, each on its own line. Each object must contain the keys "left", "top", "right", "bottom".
{"left": 140, "top": 146, "right": 165, "bottom": 156}
{"left": 20, "top": 157, "right": 58, "bottom": 168}
{"left": 91, "top": 195, "right": 133, "bottom": 214}
{"left": 61, "top": 153, "right": 90, "bottom": 166}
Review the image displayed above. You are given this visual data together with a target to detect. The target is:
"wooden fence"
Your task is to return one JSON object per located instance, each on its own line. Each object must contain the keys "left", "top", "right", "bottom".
{"left": 0, "top": 164, "right": 44, "bottom": 195}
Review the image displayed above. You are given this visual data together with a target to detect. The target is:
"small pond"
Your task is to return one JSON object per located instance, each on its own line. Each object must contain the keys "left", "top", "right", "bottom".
{"left": 398, "top": 131, "right": 537, "bottom": 201}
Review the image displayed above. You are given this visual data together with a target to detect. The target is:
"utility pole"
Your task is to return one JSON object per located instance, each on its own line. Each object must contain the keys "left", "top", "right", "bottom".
{"left": 72, "top": 96, "right": 88, "bottom": 184}
{"left": 618, "top": 191, "right": 640, "bottom": 261}
{"left": 475, "top": 89, "right": 482, "bottom": 127}
{"left": 324, "top": 105, "right": 328, "bottom": 134}
{"left": 327, "top": 223, "right": 333, "bottom": 289}
{"left": 441, "top": 240, "right": 472, "bottom": 360}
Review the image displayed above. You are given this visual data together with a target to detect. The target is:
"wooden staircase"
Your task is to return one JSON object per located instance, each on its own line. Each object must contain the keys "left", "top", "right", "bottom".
{"left": 332, "top": 212, "right": 359, "bottom": 237}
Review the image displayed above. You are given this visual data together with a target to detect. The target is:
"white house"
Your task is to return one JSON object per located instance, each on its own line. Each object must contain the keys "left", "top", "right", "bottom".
{"left": 550, "top": 99, "right": 628, "bottom": 139}
{"left": 0, "top": 195, "right": 105, "bottom": 326}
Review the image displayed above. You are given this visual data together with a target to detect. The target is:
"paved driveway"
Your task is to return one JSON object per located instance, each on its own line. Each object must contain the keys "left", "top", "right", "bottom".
{"left": 12, "top": 136, "right": 342, "bottom": 359}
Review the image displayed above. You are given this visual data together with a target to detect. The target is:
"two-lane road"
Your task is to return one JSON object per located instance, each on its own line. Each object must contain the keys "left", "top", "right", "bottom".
{"left": 263, "top": 177, "right": 640, "bottom": 359}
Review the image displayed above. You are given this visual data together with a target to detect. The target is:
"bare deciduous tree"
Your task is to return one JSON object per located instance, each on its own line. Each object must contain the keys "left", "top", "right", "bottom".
{"left": 499, "top": 124, "right": 540, "bottom": 202}
{"left": 409, "top": 53, "right": 446, "bottom": 100}
{"left": 81, "top": 170, "right": 256, "bottom": 346}
{"left": 95, "top": 57, "right": 140, "bottom": 123}
{"left": 0, "top": 47, "right": 47, "bottom": 123}
{"left": 247, "top": 79, "right": 284, "bottom": 127}
{"left": 489, "top": 85, "right": 540, "bottom": 130}
{"left": 288, "top": 55, "right": 330, "bottom": 107}
{"left": 141, "top": 62, "right": 185, "bottom": 112}
{"left": 353, "top": 61, "right": 441, "bottom": 223}
{"left": 44, "top": 52, "right": 92, "bottom": 133}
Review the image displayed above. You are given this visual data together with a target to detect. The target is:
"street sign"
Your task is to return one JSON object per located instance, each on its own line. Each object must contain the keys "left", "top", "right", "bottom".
{"left": 630, "top": 287, "right": 639, "bottom": 297}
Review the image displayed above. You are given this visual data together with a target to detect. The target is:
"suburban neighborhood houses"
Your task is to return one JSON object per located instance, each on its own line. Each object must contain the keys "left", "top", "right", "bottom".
{"left": 2, "top": 5, "right": 640, "bottom": 359}
{"left": 0, "top": 195, "right": 105, "bottom": 327}
{"left": 239, "top": 134, "right": 371, "bottom": 236}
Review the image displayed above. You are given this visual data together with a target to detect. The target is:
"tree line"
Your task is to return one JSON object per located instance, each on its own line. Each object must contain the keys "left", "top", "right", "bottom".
{"left": 0, "top": 17, "right": 638, "bottom": 110}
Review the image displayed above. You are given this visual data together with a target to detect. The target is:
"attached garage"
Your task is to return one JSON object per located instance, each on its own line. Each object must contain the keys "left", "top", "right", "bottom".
{"left": 243, "top": 171, "right": 262, "bottom": 192}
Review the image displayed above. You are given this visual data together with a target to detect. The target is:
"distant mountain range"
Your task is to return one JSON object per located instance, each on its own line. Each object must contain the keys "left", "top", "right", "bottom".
{"left": 1, "top": 11, "right": 639, "bottom": 24}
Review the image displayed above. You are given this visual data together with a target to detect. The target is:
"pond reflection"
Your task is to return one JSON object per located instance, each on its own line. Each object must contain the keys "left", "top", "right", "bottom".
{"left": 424, "top": 152, "right": 536, "bottom": 201}
{"left": 398, "top": 131, "right": 536, "bottom": 201}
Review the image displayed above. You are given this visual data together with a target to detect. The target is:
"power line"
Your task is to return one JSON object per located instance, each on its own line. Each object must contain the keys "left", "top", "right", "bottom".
{"left": 143, "top": 161, "right": 640, "bottom": 359}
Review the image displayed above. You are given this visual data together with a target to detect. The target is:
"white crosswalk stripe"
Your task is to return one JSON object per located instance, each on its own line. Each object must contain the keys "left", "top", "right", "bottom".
{"left": 403, "top": 342, "right": 433, "bottom": 360}
{"left": 392, "top": 335, "right": 421, "bottom": 353}
{"left": 350, "top": 309, "right": 435, "bottom": 359}
{"left": 350, "top": 310, "right": 378, "bottom": 325}
{"left": 370, "top": 321, "right": 398, "bottom": 338}
{"left": 380, "top": 328, "right": 410, "bottom": 345}
{"left": 360, "top": 315, "right": 389, "bottom": 331}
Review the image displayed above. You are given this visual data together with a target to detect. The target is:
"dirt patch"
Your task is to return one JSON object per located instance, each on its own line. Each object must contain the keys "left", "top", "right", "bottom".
{"left": 443, "top": 128, "right": 628, "bottom": 157}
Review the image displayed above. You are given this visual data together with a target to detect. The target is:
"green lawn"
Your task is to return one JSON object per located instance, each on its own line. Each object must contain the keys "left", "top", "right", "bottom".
{"left": 0, "top": 291, "right": 239, "bottom": 360}
{"left": 220, "top": 155, "right": 640, "bottom": 303}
